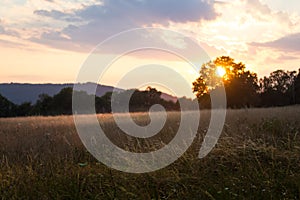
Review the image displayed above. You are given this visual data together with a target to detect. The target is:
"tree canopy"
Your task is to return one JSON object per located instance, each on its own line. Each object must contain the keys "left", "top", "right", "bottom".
{"left": 259, "top": 69, "right": 298, "bottom": 107}
{"left": 193, "top": 56, "right": 259, "bottom": 108}
{"left": 0, "top": 94, "right": 16, "bottom": 117}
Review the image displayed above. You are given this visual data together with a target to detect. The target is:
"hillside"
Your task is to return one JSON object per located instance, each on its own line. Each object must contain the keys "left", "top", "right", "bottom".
{"left": 0, "top": 83, "right": 120, "bottom": 105}
{"left": 0, "top": 83, "right": 178, "bottom": 105}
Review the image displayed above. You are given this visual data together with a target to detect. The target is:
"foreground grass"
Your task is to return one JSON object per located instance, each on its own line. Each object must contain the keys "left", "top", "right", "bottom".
{"left": 0, "top": 107, "right": 300, "bottom": 199}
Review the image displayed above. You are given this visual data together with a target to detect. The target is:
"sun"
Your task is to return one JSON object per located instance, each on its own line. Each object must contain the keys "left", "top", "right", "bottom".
{"left": 216, "top": 66, "right": 226, "bottom": 77}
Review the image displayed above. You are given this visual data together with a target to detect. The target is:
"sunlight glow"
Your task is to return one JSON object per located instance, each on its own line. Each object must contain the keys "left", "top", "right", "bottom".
{"left": 216, "top": 66, "right": 226, "bottom": 77}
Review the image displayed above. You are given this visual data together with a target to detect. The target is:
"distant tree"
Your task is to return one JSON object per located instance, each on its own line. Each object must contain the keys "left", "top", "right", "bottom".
{"left": 95, "top": 96, "right": 106, "bottom": 113}
{"left": 111, "top": 87, "right": 178, "bottom": 112}
{"left": 294, "top": 69, "right": 300, "bottom": 104}
{"left": 53, "top": 87, "right": 101, "bottom": 115}
{"left": 32, "top": 88, "right": 108, "bottom": 115}
{"left": 99, "top": 92, "right": 112, "bottom": 113}
{"left": 135, "top": 87, "right": 163, "bottom": 111}
{"left": 32, "top": 94, "right": 53, "bottom": 115}
{"left": 133, "top": 87, "right": 177, "bottom": 112}
{"left": 260, "top": 70, "right": 296, "bottom": 94}
{"left": 16, "top": 102, "right": 33, "bottom": 116}
{"left": 259, "top": 70, "right": 297, "bottom": 107}
{"left": 52, "top": 87, "right": 73, "bottom": 115}
{"left": 0, "top": 94, "right": 16, "bottom": 117}
{"left": 73, "top": 90, "right": 96, "bottom": 114}
{"left": 144, "top": 87, "right": 162, "bottom": 106}
{"left": 193, "top": 56, "right": 259, "bottom": 108}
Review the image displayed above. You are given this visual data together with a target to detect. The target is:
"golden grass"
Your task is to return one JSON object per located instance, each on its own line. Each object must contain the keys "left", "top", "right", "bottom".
{"left": 0, "top": 106, "right": 300, "bottom": 199}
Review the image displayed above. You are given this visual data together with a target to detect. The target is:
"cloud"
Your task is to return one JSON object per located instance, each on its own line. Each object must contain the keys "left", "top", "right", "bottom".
{"left": 246, "top": 0, "right": 271, "bottom": 15}
{"left": 0, "top": 25, "right": 4, "bottom": 34}
{"left": 251, "top": 33, "right": 300, "bottom": 52}
{"left": 0, "top": 19, "right": 5, "bottom": 34}
{"left": 31, "top": 0, "right": 218, "bottom": 51}
{"left": 245, "top": 0, "right": 293, "bottom": 25}
{"left": 35, "top": 0, "right": 218, "bottom": 24}
{"left": 34, "top": 9, "right": 81, "bottom": 22}
{"left": 277, "top": 54, "right": 299, "bottom": 60}
{"left": 0, "top": 20, "right": 19, "bottom": 37}
{"left": 0, "top": 38, "right": 26, "bottom": 48}
{"left": 76, "top": 0, "right": 217, "bottom": 23}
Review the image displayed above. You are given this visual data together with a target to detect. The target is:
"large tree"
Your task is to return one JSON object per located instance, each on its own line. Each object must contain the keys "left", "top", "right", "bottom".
{"left": 193, "top": 56, "right": 259, "bottom": 108}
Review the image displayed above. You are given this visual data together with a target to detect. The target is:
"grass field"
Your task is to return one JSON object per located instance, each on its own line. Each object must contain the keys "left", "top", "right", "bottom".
{"left": 0, "top": 106, "right": 300, "bottom": 199}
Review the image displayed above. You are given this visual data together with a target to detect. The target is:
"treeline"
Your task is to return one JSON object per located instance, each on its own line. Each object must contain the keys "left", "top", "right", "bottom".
{"left": 0, "top": 87, "right": 180, "bottom": 117}
{"left": 193, "top": 56, "right": 300, "bottom": 109}
{"left": 259, "top": 70, "right": 300, "bottom": 107}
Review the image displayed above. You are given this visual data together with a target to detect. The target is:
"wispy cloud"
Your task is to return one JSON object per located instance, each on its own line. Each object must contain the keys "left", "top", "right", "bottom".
{"left": 33, "top": 9, "right": 81, "bottom": 22}
{"left": 0, "top": 21, "right": 19, "bottom": 37}
{"left": 0, "top": 25, "right": 4, "bottom": 34}
{"left": 43, "top": 0, "right": 55, "bottom": 3}
{"left": 251, "top": 33, "right": 300, "bottom": 52}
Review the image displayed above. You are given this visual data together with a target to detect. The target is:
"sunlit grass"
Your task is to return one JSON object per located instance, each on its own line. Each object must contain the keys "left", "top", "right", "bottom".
{"left": 0, "top": 106, "right": 300, "bottom": 199}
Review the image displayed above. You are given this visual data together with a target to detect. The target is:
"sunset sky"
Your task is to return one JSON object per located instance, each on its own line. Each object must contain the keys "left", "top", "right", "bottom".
{"left": 1, "top": 0, "right": 300, "bottom": 94}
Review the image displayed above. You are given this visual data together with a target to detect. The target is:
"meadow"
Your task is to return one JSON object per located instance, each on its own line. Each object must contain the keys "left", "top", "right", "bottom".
{"left": 0, "top": 106, "right": 300, "bottom": 199}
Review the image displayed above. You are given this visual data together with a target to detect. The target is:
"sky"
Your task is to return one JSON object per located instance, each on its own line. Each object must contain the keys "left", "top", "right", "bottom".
{"left": 1, "top": 0, "right": 300, "bottom": 97}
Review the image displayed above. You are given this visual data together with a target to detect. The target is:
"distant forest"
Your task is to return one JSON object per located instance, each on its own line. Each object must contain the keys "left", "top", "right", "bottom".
{"left": 0, "top": 87, "right": 180, "bottom": 117}
{"left": 1, "top": 56, "right": 300, "bottom": 117}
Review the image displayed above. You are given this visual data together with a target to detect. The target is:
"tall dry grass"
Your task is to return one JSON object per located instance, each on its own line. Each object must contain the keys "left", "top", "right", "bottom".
{"left": 0, "top": 106, "right": 300, "bottom": 199}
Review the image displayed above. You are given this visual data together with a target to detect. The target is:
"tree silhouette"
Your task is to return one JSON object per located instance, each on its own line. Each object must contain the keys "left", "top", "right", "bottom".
{"left": 32, "top": 94, "right": 53, "bottom": 115}
{"left": 16, "top": 102, "right": 33, "bottom": 116}
{"left": 110, "top": 87, "right": 178, "bottom": 112}
{"left": 193, "top": 56, "right": 259, "bottom": 108}
{"left": 100, "top": 92, "right": 112, "bottom": 113}
{"left": 0, "top": 94, "right": 16, "bottom": 117}
{"left": 259, "top": 70, "right": 297, "bottom": 107}
{"left": 51, "top": 87, "right": 73, "bottom": 115}
{"left": 295, "top": 69, "right": 300, "bottom": 104}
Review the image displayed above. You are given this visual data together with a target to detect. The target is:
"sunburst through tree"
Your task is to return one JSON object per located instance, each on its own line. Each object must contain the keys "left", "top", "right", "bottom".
{"left": 193, "top": 56, "right": 260, "bottom": 108}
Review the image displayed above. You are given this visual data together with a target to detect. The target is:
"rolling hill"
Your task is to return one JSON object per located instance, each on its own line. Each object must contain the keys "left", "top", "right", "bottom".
{"left": 0, "top": 83, "right": 119, "bottom": 105}
{"left": 0, "top": 83, "right": 178, "bottom": 105}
